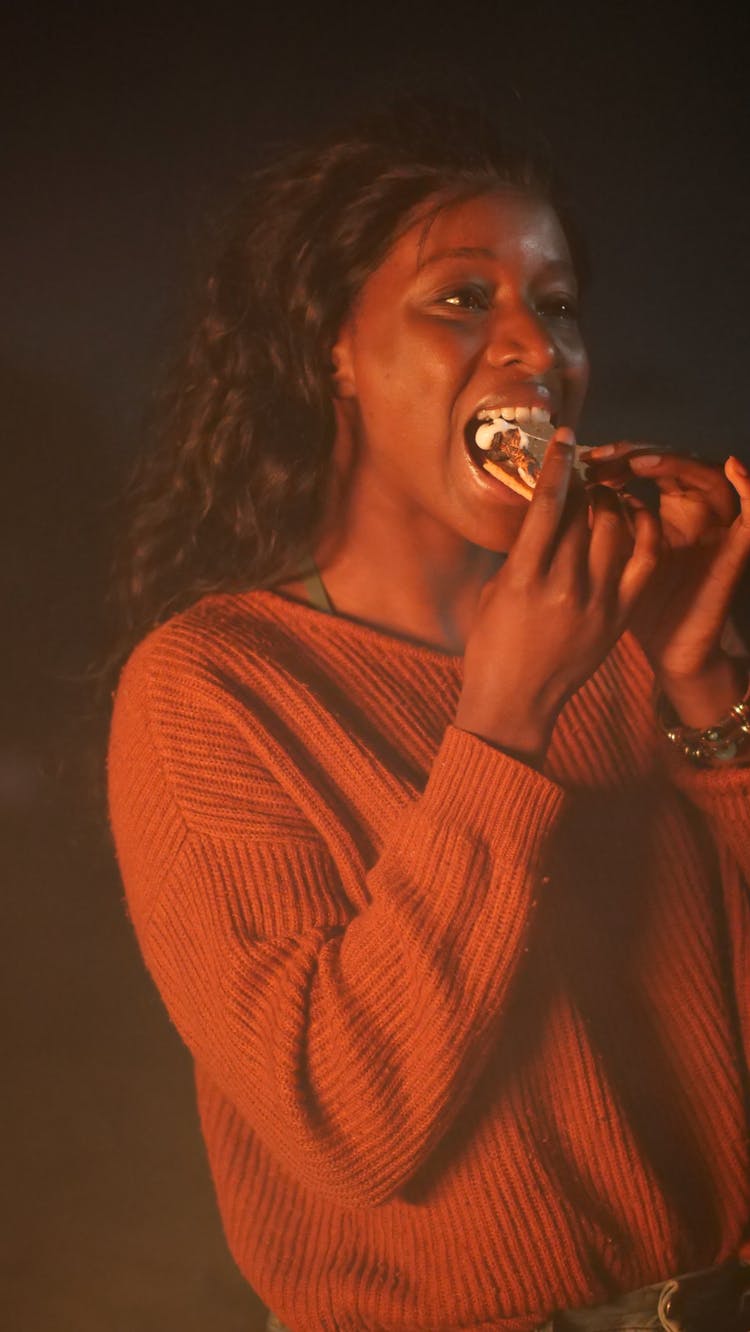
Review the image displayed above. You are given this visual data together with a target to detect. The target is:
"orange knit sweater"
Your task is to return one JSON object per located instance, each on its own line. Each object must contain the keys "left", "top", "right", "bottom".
{"left": 108, "top": 589, "right": 750, "bottom": 1332}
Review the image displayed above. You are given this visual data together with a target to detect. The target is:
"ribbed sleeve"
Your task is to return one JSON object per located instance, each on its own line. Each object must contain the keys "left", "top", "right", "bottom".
{"left": 110, "top": 642, "right": 565, "bottom": 1205}
{"left": 665, "top": 757, "right": 750, "bottom": 880}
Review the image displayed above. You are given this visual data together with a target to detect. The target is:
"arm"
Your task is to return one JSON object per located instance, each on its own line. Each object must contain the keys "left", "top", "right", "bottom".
{"left": 665, "top": 756, "right": 750, "bottom": 1187}
{"left": 662, "top": 754, "right": 750, "bottom": 882}
{"left": 108, "top": 641, "right": 564, "bottom": 1208}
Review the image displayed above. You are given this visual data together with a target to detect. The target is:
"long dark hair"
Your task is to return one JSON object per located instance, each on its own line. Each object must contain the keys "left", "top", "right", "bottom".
{"left": 111, "top": 99, "right": 581, "bottom": 666}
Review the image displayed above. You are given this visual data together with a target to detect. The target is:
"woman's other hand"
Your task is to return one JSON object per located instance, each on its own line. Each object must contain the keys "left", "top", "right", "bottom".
{"left": 585, "top": 444, "right": 750, "bottom": 727}
{"left": 455, "top": 430, "right": 661, "bottom": 764}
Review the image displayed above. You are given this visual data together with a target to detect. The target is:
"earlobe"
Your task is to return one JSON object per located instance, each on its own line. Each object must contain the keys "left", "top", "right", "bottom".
{"left": 331, "top": 329, "right": 357, "bottom": 399}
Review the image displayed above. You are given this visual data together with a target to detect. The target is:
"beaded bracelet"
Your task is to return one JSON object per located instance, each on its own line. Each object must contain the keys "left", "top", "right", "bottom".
{"left": 656, "top": 669, "right": 750, "bottom": 767}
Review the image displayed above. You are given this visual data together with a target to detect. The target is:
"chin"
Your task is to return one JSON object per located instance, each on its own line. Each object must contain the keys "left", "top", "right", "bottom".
{"left": 457, "top": 503, "right": 528, "bottom": 554}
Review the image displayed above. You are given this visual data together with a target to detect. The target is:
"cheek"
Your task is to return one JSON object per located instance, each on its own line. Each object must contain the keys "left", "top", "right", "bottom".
{"left": 573, "top": 351, "right": 590, "bottom": 394}
{"left": 358, "top": 325, "right": 469, "bottom": 420}
{"left": 562, "top": 337, "right": 590, "bottom": 395}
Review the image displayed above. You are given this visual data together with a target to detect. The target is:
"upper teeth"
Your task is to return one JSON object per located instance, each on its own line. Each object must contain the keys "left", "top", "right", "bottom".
{"left": 474, "top": 406, "right": 551, "bottom": 452}
{"left": 477, "top": 405, "right": 551, "bottom": 425}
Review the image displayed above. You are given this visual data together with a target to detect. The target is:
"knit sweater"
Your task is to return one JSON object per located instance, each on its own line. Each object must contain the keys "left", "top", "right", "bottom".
{"left": 108, "top": 588, "right": 750, "bottom": 1332}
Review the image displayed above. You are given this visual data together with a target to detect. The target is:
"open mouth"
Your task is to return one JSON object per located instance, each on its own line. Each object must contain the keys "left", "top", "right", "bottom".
{"left": 464, "top": 407, "right": 556, "bottom": 500}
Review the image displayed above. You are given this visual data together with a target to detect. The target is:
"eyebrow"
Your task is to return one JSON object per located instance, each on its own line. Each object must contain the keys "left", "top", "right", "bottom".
{"left": 417, "top": 247, "right": 577, "bottom": 282}
{"left": 417, "top": 246, "right": 497, "bottom": 270}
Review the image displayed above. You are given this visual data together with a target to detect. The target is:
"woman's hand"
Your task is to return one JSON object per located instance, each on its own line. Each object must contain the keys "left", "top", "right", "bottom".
{"left": 455, "top": 431, "right": 661, "bottom": 764}
{"left": 583, "top": 444, "right": 750, "bottom": 726}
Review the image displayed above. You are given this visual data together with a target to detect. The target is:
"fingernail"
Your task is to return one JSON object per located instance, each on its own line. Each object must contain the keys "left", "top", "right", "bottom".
{"left": 629, "top": 454, "right": 662, "bottom": 471}
{"left": 730, "top": 455, "right": 749, "bottom": 477}
{"left": 586, "top": 443, "right": 616, "bottom": 458}
{"left": 554, "top": 427, "right": 576, "bottom": 448}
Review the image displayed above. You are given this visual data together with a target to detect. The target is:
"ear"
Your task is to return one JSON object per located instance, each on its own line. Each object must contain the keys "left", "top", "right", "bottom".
{"left": 330, "top": 322, "right": 357, "bottom": 399}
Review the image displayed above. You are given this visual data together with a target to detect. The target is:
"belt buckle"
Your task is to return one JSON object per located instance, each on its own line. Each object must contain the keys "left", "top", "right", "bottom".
{"left": 663, "top": 1261, "right": 750, "bottom": 1332}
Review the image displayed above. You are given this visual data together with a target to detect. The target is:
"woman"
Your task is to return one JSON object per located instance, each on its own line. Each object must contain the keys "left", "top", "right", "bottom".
{"left": 108, "top": 102, "right": 750, "bottom": 1330}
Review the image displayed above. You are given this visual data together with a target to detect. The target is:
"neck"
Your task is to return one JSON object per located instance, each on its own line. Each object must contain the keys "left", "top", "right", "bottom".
{"left": 314, "top": 502, "right": 504, "bottom": 655}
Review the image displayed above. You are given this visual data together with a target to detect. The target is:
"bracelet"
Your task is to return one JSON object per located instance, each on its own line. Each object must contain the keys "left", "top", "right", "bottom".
{"left": 656, "top": 668, "right": 750, "bottom": 768}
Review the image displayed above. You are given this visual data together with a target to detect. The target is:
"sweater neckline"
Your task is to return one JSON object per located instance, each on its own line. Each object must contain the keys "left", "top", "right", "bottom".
{"left": 247, "top": 588, "right": 464, "bottom": 666}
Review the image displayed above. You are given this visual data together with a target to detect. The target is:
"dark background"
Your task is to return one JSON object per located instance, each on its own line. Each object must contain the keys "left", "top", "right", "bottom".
{"left": 3, "top": 3, "right": 749, "bottom": 1329}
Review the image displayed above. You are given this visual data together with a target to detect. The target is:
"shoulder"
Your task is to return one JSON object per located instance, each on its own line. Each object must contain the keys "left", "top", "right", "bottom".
{"left": 109, "top": 591, "right": 287, "bottom": 800}
{"left": 108, "top": 590, "right": 328, "bottom": 856}
{"left": 117, "top": 589, "right": 290, "bottom": 689}
{"left": 112, "top": 588, "right": 318, "bottom": 732}
{"left": 110, "top": 584, "right": 349, "bottom": 779}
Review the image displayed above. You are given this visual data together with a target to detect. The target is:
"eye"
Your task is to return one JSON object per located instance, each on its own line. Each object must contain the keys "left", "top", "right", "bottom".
{"left": 538, "top": 293, "right": 580, "bottom": 320}
{"left": 437, "top": 285, "right": 491, "bottom": 313}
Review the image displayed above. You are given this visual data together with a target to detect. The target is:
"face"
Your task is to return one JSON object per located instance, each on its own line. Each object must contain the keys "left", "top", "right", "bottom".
{"left": 330, "top": 189, "right": 589, "bottom": 552}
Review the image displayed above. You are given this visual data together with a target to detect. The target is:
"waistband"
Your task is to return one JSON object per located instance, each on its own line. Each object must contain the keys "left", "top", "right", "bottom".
{"left": 552, "top": 1256, "right": 750, "bottom": 1330}
{"left": 265, "top": 1258, "right": 750, "bottom": 1331}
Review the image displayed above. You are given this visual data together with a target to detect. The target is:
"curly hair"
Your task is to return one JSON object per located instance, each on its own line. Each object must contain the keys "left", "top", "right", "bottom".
{"left": 111, "top": 98, "right": 585, "bottom": 665}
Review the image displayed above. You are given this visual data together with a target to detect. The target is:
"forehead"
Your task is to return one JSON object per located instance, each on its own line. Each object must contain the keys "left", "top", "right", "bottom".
{"left": 392, "top": 189, "right": 573, "bottom": 278}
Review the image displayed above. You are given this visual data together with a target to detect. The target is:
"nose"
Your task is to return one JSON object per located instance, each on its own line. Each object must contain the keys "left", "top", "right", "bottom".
{"left": 485, "top": 303, "right": 558, "bottom": 373}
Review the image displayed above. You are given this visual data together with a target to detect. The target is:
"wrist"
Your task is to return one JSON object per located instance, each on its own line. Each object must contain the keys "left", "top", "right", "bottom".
{"left": 657, "top": 655, "right": 749, "bottom": 730}
{"left": 656, "top": 663, "right": 750, "bottom": 768}
{"left": 454, "top": 699, "right": 554, "bottom": 769}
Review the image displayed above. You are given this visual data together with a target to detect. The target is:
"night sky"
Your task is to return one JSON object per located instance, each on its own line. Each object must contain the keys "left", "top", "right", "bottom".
{"left": 3, "top": 3, "right": 750, "bottom": 1326}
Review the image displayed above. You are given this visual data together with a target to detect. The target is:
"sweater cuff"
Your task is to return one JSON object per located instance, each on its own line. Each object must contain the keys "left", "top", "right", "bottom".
{"left": 663, "top": 744, "right": 750, "bottom": 806}
{"left": 663, "top": 747, "right": 750, "bottom": 863}
{"left": 417, "top": 723, "right": 567, "bottom": 865}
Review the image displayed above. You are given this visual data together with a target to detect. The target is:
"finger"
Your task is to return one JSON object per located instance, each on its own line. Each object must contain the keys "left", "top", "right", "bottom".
{"left": 582, "top": 440, "right": 704, "bottom": 465}
{"left": 581, "top": 440, "right": 658, "bottom": 461}
{"left": 628, "top": 452, "right": 735, "bottom": 520}
{"left": 708, "top": 456, "right": 750, "bottom": 572}
{"left": 673, "top": 502, "right": 750, "bottom": 645}
{"left": 616, "top": 504, "right": 662, "bottom": 623}
{"left": 513, "top": 428, "right": 577, "bottom": 568}
{"left": 587, "top": 486, "right": 633, "bottom": 598}
{"left": 619, "top": 492, "right": 648, "bottom": 539}
{"left": 726, "top": 454, "right": 750, "bottom": 505}
{"left": 548, "top": 482, "right": 592, "bottom": 583}
{"left": 581, "top": 440, "right": 668, "bottom": 488}
{"left": 579, "top": 442, "right": 665, "bottom": 492}
{"left": 581, "top": 443, "right": 727, "bottom": 505}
